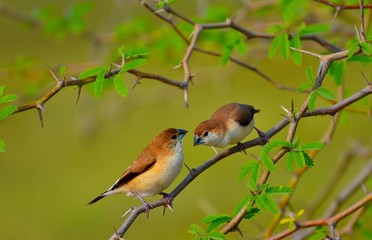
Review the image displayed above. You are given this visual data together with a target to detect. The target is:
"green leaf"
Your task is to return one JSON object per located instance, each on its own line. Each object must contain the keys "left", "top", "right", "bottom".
{"left": 247, "top": 163, "right": 260, "bottom": 191}
{"left": 265, "top": 186, "right": 294, "bottom": 195}
{"left": 261, "top": 139, "right": 292, "bottom": 156}
{"left": 0, "top": 139, "right": 5, "bottom": 152}
{"left": 269, "top": 34, "right": 281, "bottom": 59}
{"left": 270, "top": 139, "right": 294, "bottom": 148}
{"left": 0, "top": 85, "right": 5, "bottom": 97}
{"left": 79, "top": 67, "right": 106, "bottom": 79}
{"left": 235, "top": 37, "right": 248, "bottom": 56}
{"left": 299, "top": 24, "right": 330, "bottom": 36}
{"left": 202, "top": 214, "right": 231, "bottom": 232}
{"left": 347, "top": 55, "right": 372, "bottom": 64}
{"left": 317, "top": 87, "right": 336, "bottom": 100}
{"left": 280, "top": 0, "right": 296, "bottom": 24}
{"left": 278, "top": 33, "right": 290, "bottom": 58}
{"left": 258, "top": 183, "right": 271, "bottom": 192}
{"left": 290, "top": 34, "right": 302, "bottom": 65}
{"left": 301, "top": 142, "right": 325, "bottom": 150}
{"left": 266, "top": 24, "right": 285, "bottom": 34}
{"left": 202, "top": 214, "right": 231, "bottom": 224}
{"left": 120, "top": 58, "right": 148, "bottom": 73}
{"left": 93, "top": 71, "right": 105, "bottom": 97}
{"left": 261, "top": 154, "right": 276, "bottom": 172}
{"left": 0, "top": 85, "right": 6, "bottom": 97}
{"left": 255, "top": 194, "right": 279, "bottom": 214}
{"left": 302, "top": 152, "right": 314, "bottom": 168}
{"left": 238, "top": 160, "right": 259, "bottom": 181}
{"left": 0, "top": 105, "right": 17, "bottom": 121}
{"left": 233, "top": 196, "right": 253, "bottom": 216}
{"left": 124, "top": 47, "right": 151, "bottom": 59}
{"left": 59, "top": 65, "right": 66, "bottom": 76}
{"left": 308, "top": 226, "right": 328, "bottom": 240}
{"left": 208, "top": 231, "right": 226, "bottom": 240}
{"left": 305, "top": 66, "right": 315, "bottom": 84}
{"left": 348, "top": 41, "right": 360, "bottom": 59}
{"left": 0, "top": 94, "right": 18, "bottom": 104}
{"left": 221, "top": 44, "right": 233, "bottom": 65}
{"left": 113, "top": 75, "right": 128, "bottom": 97}
{"left": 329, "top": 61, "right": 345, "bottom": 86}
{"left": 156, "top": 0, "right": 175, "bottom": 8}
{"left": 244, "top": 207, "right": 260, "bottom": 219}
{"left": 188, "top": 223, "right": 206, "bottom": 235}
{"left": 296, "top": 83, "right": 313, "bottom": 93}
{"left": 293, "top": 151, "right": 305, "bottom": 168}
{"left": 286, "top": 151, "right": 294, "bottom": 172}
{"left": 360, "top": 42, "right": 372, "bottom": 56}
{"left": 221, "top": 34, "right": 247, "bottom": 65}
{"left": 308, "top": 90, "right": 317, "bottom": 112}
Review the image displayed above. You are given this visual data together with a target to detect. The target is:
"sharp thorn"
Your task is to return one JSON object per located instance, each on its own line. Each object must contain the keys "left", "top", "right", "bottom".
{"left": 132, "top": 79, "right": 141, "bottom": 90}
{"left": 183, "top": 88, "right": 189, "bottom": 108}
{"left": 183, "top": 162, "right": 192, "bottom": 172}
{"left": 166, "top": 204, "right": 173, "bottom": 212}
{"left": 279, "top": 104, "right": 290, "bottom": 114}
{"left": 291, "top": 100, "right": 294, "bottom": 113}
{"left": 170, "top": 64, "right": 182, "bottom": 71}
{"left": 211, "top": 146, "right": 218, "bottom": 154}
{"left": 37, "top": 108, "right": 44, "bottom": 128}
{"left": 360, "top": 71, "right": 371, "bottom": 86}
{"left": 76, "top": 86, "right": 82, "bottom": 105}
{"left": 121, "top": 207, "right": 134, "bottom": 219}
{"left": 47, "top": 66, "right": 60, "bottom": 82}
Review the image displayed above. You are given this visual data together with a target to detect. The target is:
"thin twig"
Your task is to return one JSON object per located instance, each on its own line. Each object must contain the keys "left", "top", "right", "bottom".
{"left": 269, "top": 193, "right": 372, "bottom": 240}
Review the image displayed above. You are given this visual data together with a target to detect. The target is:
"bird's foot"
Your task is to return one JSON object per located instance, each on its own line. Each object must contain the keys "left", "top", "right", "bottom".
{"left": 254, "top": 127, "right": 269, "bottom": 144}
{"left": 236, "top": 142, "right": 247, "bottom": 155}
{"left": 142, "top": 202, "right": 152, "bottom": 218}
{"left": 135, "top": 193, "right": 152, "bottom": 218}
{"left": 160, "top": 192, "right": 174, "bottom": 215}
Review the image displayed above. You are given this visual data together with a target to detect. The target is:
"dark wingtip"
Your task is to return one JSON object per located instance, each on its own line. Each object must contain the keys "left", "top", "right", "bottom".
{"left": 87, "top": 194, "right": 106, "bottom": 205}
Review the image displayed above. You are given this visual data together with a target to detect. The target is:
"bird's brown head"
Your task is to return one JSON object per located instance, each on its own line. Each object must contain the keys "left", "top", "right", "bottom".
{"left": 152, "top": 128, "right": 188, "bottom": 150}
{"left": 193, "top": 119, "right": 224, "bottom": 147}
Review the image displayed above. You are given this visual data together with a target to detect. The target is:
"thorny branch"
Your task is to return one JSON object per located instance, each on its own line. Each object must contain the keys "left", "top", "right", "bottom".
{"left": 6, "top": 0, "right": 369, "bottom": 116}
{"left": 265, "top": 83, "right": 346, "bottom": 237}
{"left": 296, "top": 159, "right": 372, "bottom": 239}
{"left": 269, "top": 193, "right": 372, "bottom": 240}
{"left": 109, "top": 83, "right": 372, "bottom": 239}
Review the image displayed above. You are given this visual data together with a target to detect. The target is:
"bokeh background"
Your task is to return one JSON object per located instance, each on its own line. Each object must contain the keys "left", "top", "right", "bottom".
{"left": 0, "top": 0, "right": 371, "bottom": 239}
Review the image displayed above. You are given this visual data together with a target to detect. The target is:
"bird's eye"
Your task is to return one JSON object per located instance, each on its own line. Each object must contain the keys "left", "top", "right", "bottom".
{"left": 203, "top": 131, "right": 209, "bottom": 137}
{"left": 171, "top": 134, "right": 177, "bottom": 140}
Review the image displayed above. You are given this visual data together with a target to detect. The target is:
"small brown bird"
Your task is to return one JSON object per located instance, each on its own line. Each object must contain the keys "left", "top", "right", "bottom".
{"left": 194, "top": 103, "right": 267, "bottom": 153}
{"left": 88, "top": 128, "right": 188, "bottom": 217}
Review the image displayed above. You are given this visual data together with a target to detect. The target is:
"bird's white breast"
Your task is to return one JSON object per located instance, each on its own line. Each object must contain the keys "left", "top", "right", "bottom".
{"left": 221, "top": 118, "right": 254, "bottom": 146}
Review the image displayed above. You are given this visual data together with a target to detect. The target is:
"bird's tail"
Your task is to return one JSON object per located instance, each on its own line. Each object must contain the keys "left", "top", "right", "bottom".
{"left": 88, "top": 191, "right": 108, "bottom": 205}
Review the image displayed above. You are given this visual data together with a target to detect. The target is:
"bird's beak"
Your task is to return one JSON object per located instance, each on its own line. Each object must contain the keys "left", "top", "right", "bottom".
{"left": 176, "top": 129, "right": 188, "bottom": 140}
{"left": 194, "top": 135, "right": 204, "bottom": 146}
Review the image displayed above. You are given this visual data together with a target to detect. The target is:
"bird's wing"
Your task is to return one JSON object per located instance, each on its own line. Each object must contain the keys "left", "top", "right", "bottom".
{"left": 212, "top": 103, "right": 256, "bottom": 127}
{"left": 232, "top": 104, "right": 255, "bottom": 126}
{"left": 109, "top": 148, "right": 157, "bottom": 191}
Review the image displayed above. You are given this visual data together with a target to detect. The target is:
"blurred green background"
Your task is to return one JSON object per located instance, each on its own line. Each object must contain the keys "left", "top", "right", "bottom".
{"left": 0, "top": 0, "right": 371, "bottom": 239}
